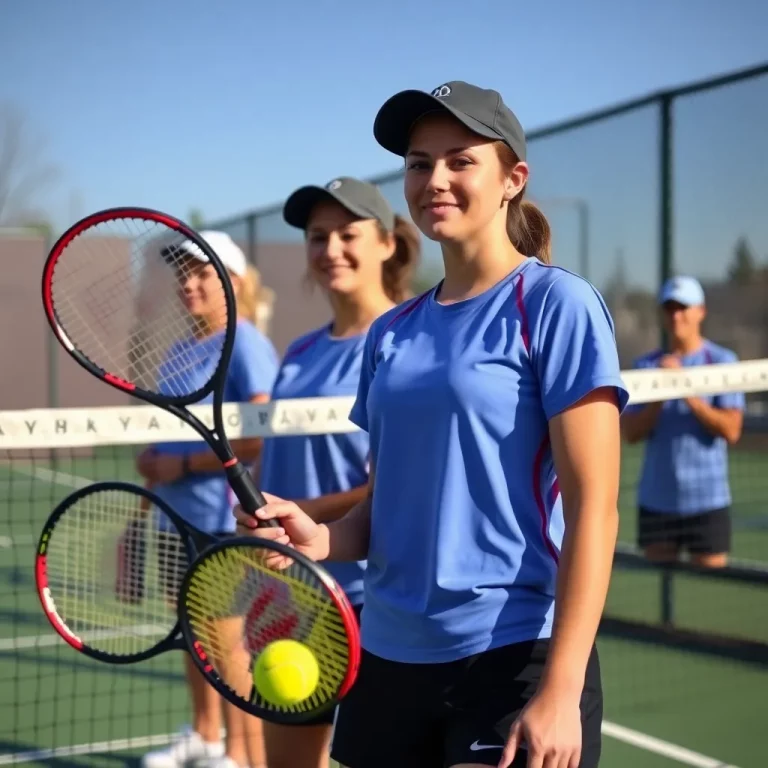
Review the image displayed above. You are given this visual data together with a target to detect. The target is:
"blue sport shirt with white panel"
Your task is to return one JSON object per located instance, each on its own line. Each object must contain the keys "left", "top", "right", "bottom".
{"left": 349, "top": 257, "right": 629, "bottom": 664}
{"left": 625, "top": 340, "right": 744, "bottom": 516}
{"left": 151, "top": 320, "right": 279, "bottom": 534}
{"left": 260, "top": 325, "right": 370, "bottom": 607}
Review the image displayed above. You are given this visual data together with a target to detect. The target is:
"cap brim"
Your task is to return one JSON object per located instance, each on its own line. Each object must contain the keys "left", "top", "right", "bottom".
{"left": 659, "top": 292, "right": 702, "bottom": 307}
{"left": 283, "top": 186, "right": 380, "bottom": 230}
{"left": 160, "top": 240, "right": 209, "bottom": 265}
{"left": 660, "top": 295, "right": 687, "bottom": 306}
{"left": 373, "top": 90, "right": 503, "bottom": 157}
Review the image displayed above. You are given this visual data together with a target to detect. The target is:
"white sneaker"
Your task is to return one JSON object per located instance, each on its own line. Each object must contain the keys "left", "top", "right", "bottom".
{"left": 141, "top": 726, "right": 225, "bottom": 767}
{"left": 197, "top": 757, "right": 247, "bottom": 768}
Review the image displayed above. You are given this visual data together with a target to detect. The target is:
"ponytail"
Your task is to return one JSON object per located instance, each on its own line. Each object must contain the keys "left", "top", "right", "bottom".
{"left": 507, "top": 198, "right": 552, "bottom": 265}
{"left": 495, "top": 143, "right": 552, "bottom": 264}
{"left": 235, "top": 264, "right": 275, "bottom": 333}
{"left": 377, "top": 215, "right": 422, "bottom": 302}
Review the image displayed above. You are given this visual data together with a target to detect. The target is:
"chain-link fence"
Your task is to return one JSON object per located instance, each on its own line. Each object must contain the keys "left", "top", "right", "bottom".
{"left": 209, "top": 62, "right": 768, "bottom": 368}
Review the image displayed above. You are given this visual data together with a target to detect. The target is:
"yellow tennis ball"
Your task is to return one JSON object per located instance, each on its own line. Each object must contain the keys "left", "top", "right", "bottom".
{"left": 252, "top": 639, "right": 319, "bottom": 707}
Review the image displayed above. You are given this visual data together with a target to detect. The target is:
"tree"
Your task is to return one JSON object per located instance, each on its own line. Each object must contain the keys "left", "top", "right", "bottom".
{"left": 0, "top": 103, "right": 58, "bottom": 226}
{"left": 187, "top": 208, "right": 206, "bottom": 229}
{"left": 727, "top": 237, "right": 758, "bottom": 285}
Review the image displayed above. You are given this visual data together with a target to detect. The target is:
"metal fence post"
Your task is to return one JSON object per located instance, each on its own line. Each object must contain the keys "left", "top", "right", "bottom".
{"left": 659, "top": 94, "right": 674, "bottom": 349}
{"left": 246, "top": 214, "right": 257, "bottom": 267}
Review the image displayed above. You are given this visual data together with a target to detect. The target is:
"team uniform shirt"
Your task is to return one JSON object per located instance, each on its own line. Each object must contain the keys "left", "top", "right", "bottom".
{"left": 625, "top": 340, "right": 744, "bottom": 516}
{"left": 260, "top": 325, "right": 370, "bottom": 607}
{"left": 152, "top": 320, "right": 279, "bottom": 534}
{"left": 349, "top": 257, "right": 629, "bottom": 664}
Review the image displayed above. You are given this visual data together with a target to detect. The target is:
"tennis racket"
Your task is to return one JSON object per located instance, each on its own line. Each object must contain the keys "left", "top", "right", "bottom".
{"left": 41, "top": 206, "right": 273, "bottom": 524}
{"left": 36, "top": 481, "right": 362, "bottom": 723}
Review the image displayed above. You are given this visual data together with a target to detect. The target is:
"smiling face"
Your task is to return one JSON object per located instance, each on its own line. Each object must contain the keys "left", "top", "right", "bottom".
{"left": 176, "top": 255, "right": 232, "bottom": 330}
{"left": 403, "top": 113, "right": 528, "bottom": 244}
{"left": 305, "top": 200, "right": 394, "bottom": 298}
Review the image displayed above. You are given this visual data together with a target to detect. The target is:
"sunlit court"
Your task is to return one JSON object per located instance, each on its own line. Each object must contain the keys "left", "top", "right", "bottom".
{"left": 1, "top": 4, "right": 767, "bottom": 767}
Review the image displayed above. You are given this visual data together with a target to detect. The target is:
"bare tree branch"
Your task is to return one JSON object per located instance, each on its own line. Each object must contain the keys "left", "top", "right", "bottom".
{"left": 0, "top": 102, "right": 59, "bottom": 225}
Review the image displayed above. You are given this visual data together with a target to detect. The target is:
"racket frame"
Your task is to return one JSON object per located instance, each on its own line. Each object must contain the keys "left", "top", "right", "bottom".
{"left": 41, "top": 206, "right": 270, "bottom": 513}
{"left": 35, "top": 480, "right": 362, "bottom": 723}
{"left": 35, "top": 480, "right": 216, "bottom": 664}
{"left": 178, "top": 535, "right": 362, "bottom": 724}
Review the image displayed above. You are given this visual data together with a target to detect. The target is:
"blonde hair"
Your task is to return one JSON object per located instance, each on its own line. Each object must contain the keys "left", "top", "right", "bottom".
{"left": 235, "top": 264, "right": 275, "bottom": 334}
{"left": 495, "top": 143, "right": 552, "bottom": 264}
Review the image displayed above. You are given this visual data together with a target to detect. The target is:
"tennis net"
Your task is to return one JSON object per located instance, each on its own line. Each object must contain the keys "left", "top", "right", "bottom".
{"left": 1, "top": 358, "right": 766, "bottom": 766}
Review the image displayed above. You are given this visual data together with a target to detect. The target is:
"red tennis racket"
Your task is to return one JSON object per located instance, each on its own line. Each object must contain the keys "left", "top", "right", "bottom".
{"left": 41, "top": 207, "right": 272, "bottom": 521}
{"left": 36, "top": 481, "right": 361, "bottom": 723}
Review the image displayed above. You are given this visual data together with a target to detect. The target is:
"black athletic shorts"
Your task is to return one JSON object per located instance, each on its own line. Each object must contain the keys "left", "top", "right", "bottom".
{"left": 637, "top": 506, "right": 731, "bottom": 555}
{"left": 330, "top": 639, "right": 603, "bottom": 768}
{"left": 286, "top": 602, "right": 363, "bottom": 727}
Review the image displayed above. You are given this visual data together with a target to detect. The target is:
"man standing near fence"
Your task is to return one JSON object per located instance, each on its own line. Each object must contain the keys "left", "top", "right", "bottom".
{"left": 620, "top": 276, "right": 745, "bottom": 568}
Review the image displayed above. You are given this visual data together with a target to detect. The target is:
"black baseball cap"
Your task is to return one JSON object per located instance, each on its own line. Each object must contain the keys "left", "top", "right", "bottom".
{"left": 283, "top": 176, "right": 396, "bottom": 232}
{"left": 373, "top": 80, "right": 527, "bottom": 161}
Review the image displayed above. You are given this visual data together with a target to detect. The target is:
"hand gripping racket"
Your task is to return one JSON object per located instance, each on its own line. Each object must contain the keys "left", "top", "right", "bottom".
{"left": 41, "top": 206, "right": 273, "bottom": 523}
{"left": 36, "top": 481, "right": 362, "bottom": 723}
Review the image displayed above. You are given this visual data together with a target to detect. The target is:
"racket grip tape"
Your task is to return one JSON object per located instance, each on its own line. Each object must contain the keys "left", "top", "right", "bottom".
{"left": 225, "top": 461, "right": 279, "bottom": 529}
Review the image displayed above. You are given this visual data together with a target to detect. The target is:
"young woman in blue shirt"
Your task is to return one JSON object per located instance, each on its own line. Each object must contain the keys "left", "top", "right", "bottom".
{"left": 139, "top": 231, "right": 279, "bottom": 768}
{"left": 236, "top": 82, "right": 628, "bottom": 768}
{"left": 257, "top": 176, "right": 420, "bottom": 768}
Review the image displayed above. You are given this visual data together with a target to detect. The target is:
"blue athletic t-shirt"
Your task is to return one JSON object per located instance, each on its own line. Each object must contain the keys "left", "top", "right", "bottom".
{"left": 625, "top": 340, "right": 744, "bottom": 515}
{"left": 151, "top": 320, "right": 279, "bottom": 534}
{"left": 260, "top": 325, "right": 369, "bottom": 607}
{"left": 348, "top": 257, "right": 629, "bottom": 663}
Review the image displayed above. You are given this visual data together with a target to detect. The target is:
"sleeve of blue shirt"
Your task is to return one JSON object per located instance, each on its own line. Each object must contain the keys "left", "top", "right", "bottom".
{"left": 528, "top": 273, "right": 629, "bottom": 421}
{"left": 228, "top": 322, "right": 280, "bottom": 400}
{"left": 348, "top": 321, "right": 378, "bottom": 433}
{"left": 621, "top": 354, "right": 656, "bottom": 415}
{"left": 710, "top": 346, "right": 745, "bottom": 411}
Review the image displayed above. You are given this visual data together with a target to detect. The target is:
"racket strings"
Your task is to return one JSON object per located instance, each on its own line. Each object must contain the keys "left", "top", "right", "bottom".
{"left": 43, "top": 488, "right": 186, "bottom": 657}
{"left": 50, "top": 217, "right": 228, "bottom": 398}
{"left": 183, "top": 545, "right": 351, "bottom": 714}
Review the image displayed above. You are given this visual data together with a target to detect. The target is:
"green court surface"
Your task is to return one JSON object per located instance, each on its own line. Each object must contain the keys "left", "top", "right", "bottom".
{"left": 1, "top": 441, "right": 766, "bottom": 767}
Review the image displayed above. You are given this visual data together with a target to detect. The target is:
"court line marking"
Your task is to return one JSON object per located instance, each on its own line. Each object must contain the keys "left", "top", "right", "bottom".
{"left": 0, "top": 720, "right": 741, "bottom": 766}
{"left": 601, "top": 721, "right": 739, "bottom": 768}
{"left": 0, "top": 732, "right": 177, "bottom": 765}
{"left": 0, "top": 625, "right": 168, "bottom": 652}
{"left": 5, "top": 463, "right": 92, "bottom": 489}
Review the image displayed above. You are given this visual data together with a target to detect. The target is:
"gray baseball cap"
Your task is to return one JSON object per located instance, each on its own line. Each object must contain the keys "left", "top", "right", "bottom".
{"left": 373, "top": 80, "right": 527, "bottom": 160}
{"left": 283, "top": 176, "right": 395, "bottom": 232}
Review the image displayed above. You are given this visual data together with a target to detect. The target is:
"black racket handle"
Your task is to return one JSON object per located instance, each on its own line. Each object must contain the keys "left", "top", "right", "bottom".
{"left": 225, "top": 461, "right": 280, "bottom": 529}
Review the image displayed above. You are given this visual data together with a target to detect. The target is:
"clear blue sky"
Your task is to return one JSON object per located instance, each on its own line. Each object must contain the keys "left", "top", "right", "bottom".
{"left": 2, "top": 0, "right": 767, "bottom": 290}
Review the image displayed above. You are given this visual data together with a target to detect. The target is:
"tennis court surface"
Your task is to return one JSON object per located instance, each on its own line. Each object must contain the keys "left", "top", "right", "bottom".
{"left": 2, "top": 359, "right": 767, "bottom": 767}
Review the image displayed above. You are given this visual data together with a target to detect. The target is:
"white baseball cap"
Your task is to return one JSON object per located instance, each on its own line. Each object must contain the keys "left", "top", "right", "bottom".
{"left": 658, "top": 275, "right": 705, "bottom": 307}
{"left": 172, "top": 230, "right": 247, "bottom": 277}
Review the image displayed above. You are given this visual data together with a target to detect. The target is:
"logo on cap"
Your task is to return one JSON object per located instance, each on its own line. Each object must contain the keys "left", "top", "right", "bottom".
{"left": 327, "top": 179, "right": 342, "bottom": 191}
{"left": 431, "top": 85, "right": 451, "bottom": 98}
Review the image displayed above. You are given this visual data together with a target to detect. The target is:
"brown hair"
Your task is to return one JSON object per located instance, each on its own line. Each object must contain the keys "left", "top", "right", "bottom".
{"left": 235, "top": 263, "right": 275, "bottom": 333}
{"left": 495, "top": 143, "right": 552, "bottom": 264}
{"left": 376, "top": 214, "right": 422, "bottom": 302}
